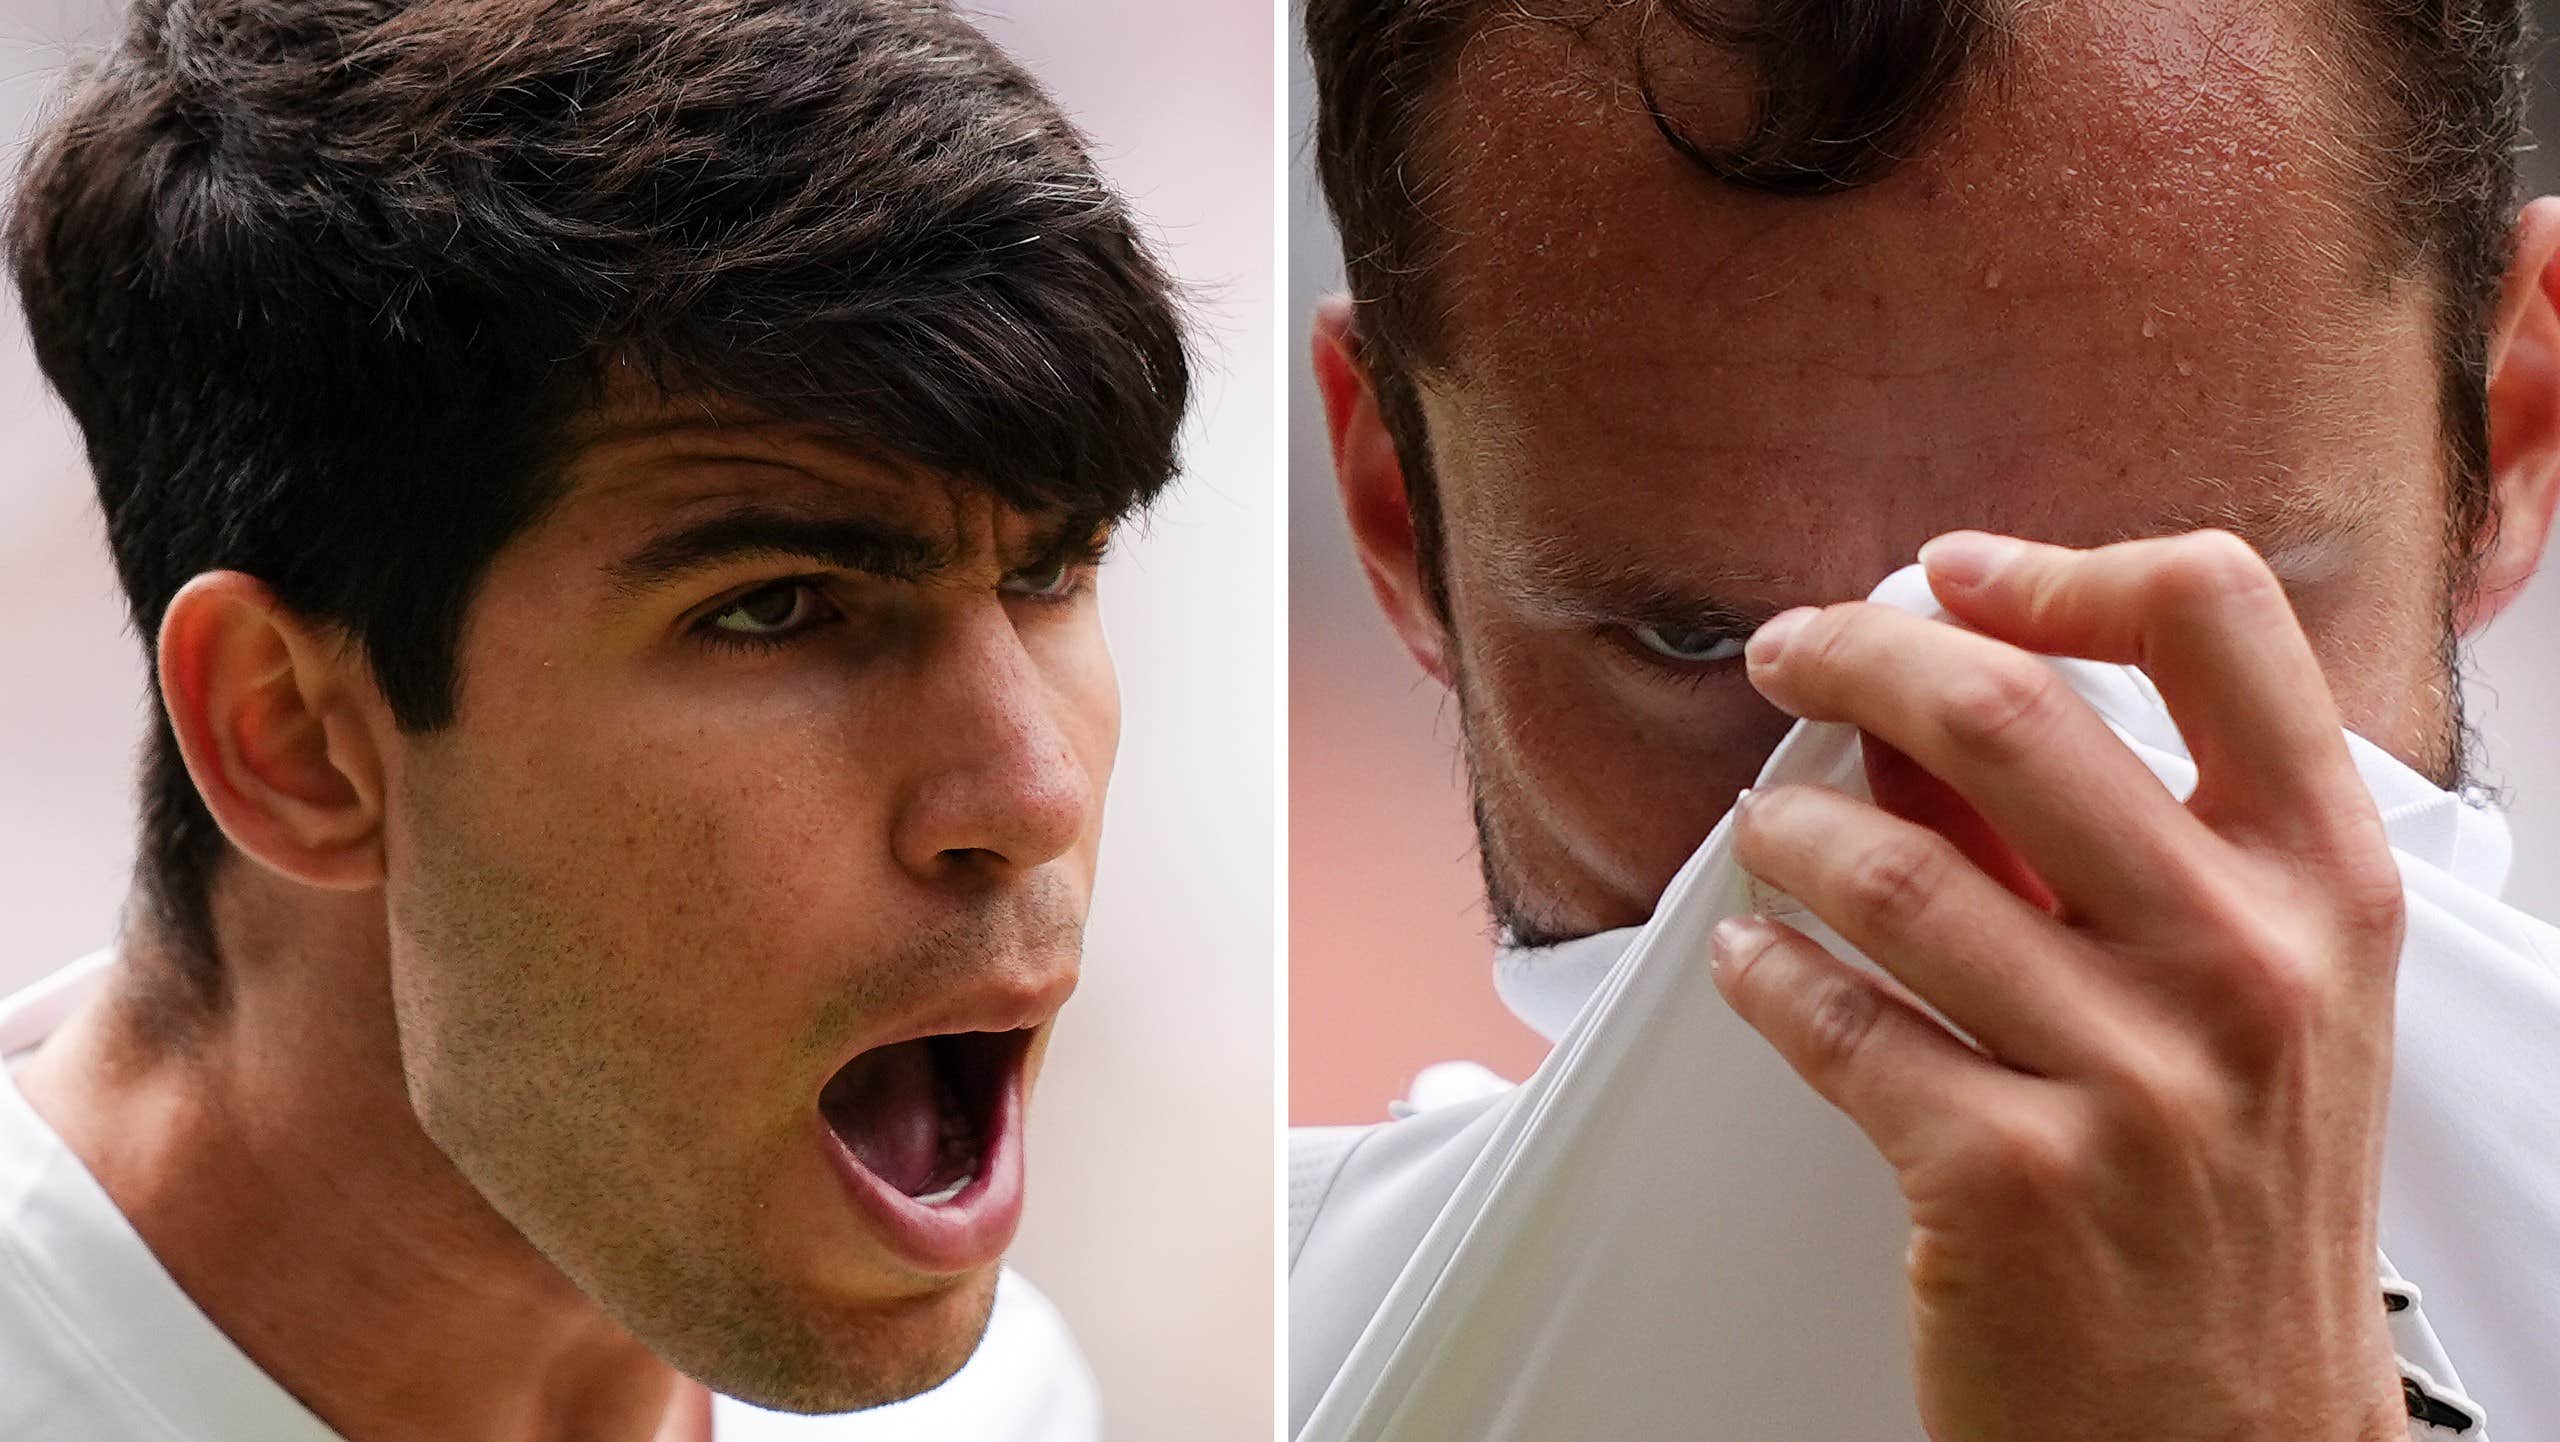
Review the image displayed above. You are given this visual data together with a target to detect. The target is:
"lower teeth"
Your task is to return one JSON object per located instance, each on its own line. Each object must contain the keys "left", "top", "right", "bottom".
{"left": 912, "top": 1173, "right": 973, "bottom": 1206}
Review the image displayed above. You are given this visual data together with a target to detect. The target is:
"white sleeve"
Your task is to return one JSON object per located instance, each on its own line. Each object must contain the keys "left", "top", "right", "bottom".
{"left": 1287, "top": 1096, "right": 1514, "bottom": 1435}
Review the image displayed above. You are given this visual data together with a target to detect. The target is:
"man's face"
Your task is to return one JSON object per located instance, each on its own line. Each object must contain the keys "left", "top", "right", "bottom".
{"left": 1384, "top": 0, "right": 2462, "bottom": 945}
{"left": 376, "top": 391, "right": 1118, "bottom": 1410}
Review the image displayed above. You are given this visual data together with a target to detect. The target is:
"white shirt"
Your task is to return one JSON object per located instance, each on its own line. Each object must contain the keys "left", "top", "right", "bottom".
{"left": 0, "top": 952, "right": 1101, "bottom": 1442}
{"left": 1290, "top": 566, "right": 2558, "bottom": 1441}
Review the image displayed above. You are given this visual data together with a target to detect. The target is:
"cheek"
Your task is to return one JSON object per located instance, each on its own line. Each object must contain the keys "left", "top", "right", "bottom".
{"left": 2285, "top": 518, "right": 2459, "bottom": 771}
{"left": 529, "top": 688, "right": 854, "bottom": 878}
{"left": 1035, "top": 610, "right": 1122, "bottom": 827}
{"left": 1068, "top": 632, "right": 1121, "bottom": 772}
{"left": 1452, "top": 604, "right": 1791, "bottom": 921}
{"left": 392, "top": 668, "right": 901, "bottom": 1068}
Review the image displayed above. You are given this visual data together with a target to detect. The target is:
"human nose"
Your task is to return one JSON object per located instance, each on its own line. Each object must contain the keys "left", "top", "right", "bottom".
{"left": 889, "top": 603, "right": 1100, "bottom": 881}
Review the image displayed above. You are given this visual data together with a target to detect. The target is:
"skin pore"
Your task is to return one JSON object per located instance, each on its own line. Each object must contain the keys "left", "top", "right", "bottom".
{"left": 1316, "top": 0, "right": 2560, "bottom": 949}
{"left": 13, "top": 382, "right": 1121, "bottom": 1439}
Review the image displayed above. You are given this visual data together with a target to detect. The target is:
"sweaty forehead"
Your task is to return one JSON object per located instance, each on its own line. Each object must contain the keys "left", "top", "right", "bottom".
{"left": 1411, "top": 0, "right": 2438, "bottom": 569}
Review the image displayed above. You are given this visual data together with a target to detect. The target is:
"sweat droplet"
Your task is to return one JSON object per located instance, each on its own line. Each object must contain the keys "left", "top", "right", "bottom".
{"left": 2141, "top": 316, "right": 2157, "bottom": 339}
{"left": 2174, "top": 356, "right": 2193, "bottom": 376}
{"left": 1983, "top": 267, "right": 2001, "bottom": 290}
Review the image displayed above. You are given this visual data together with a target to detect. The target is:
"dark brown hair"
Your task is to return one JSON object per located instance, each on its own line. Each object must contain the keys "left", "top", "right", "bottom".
{"left": 11, "top": 0, "right": 1191, "bottom": 1004}
{"left": 1306, "top": 0, "right": 2527, "bottom": 615}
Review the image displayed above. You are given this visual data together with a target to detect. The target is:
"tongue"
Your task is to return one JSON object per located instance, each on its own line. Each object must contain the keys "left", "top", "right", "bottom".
{"left": 822, "top": 1040, "right": 944, "bottom": 1197}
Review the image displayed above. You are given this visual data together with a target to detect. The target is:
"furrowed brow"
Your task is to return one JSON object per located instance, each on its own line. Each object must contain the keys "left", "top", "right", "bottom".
{"left": 1486, "top": 538, "right": 1780, "bottom": 629}
{"left": 1013, "top": 509, "right": 1120, "bottom": 570}
{"left": 608, "top": 509, "right": 949, "bottom": 594}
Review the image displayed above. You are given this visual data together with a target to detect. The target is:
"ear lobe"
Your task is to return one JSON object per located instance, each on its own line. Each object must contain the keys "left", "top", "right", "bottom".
{"left": 1310, "top": 295, "right": 1454, "bottom": 687}
{"left": 2470, "top": 196, "right": 2560, "bottom": 634}
{"left": 157, "top": 572, "right": 388, "bottom": 892}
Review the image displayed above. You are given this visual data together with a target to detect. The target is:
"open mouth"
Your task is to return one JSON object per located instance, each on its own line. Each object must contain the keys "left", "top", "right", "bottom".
{"left": 818, "top": 1029, "right": 1029, "bottom": 1208}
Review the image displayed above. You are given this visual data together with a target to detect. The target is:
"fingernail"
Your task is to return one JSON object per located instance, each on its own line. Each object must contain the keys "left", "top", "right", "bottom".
{"left": 1746, "top": 608, "right": 1815, "bottom": 667}
{"left": 1917, "top": 530, "right": 2015, "bottom": 588}
{"left": 1709, "top": 913, "right": 1777, "bottom": 975}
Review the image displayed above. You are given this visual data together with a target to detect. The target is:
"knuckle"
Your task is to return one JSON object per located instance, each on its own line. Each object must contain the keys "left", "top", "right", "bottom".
{"left": 1937, "top": 657, "right": 2062, "bottom": 759}
{"left": 1794, "top": 975, "right": 1888, "bottom": 1083}
{"left": 2330, "top": 852, "right": 2408, "bottom": 946}
{"left": 1840, "top": 832, "right": 1949, "bottom": 932}
{"left": 2218, "top": 924, "right": 2335, "bottom": 1044}
{"left": 2255, "top": 940, "right": 2335, "bottom": 1028}
{"left": 1965, "top": 1109, "right": 2087, "bottom": 1207}
{"left": 2102, "top": 1039, "right": 2222, "bottom": 1141}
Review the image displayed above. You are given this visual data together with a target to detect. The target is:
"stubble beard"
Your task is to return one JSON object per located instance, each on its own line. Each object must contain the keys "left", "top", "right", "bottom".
{"left": 1451, "top": 662, "right": 1591, "bottom": 953}
{"left": 390, "top": 769, "right": 1046, "bottom": 1416}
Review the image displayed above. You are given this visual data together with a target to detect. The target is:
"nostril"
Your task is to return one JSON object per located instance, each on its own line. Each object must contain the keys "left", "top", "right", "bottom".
{"left": 891, "top": 726, "right": 1095, "bottom": 876}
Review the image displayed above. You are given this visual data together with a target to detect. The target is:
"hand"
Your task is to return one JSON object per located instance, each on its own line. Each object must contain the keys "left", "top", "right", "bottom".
{"left": 1712, "top": 530, "right": 2412, "bottom": 1442}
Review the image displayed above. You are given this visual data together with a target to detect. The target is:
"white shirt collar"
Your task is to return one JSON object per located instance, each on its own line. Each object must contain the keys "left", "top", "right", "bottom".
{"left": 0, "top": 951, "right": 348, "bottom": 1442}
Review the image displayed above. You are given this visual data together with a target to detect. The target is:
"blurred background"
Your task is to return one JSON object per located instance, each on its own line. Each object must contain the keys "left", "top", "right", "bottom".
{"left": 1288, "top": 10, "right": 2560, "bottom": 1122}
{"left": 0, "top": 2, "right": 1273, "bottom": 1438}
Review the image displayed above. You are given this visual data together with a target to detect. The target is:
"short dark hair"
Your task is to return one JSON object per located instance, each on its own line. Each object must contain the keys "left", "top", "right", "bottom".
{"left": 1306, "top": 0, "right": 2526, "bottom": 615}
{"left": 11, "top": 0, "right": 1191, "bottom": 1005}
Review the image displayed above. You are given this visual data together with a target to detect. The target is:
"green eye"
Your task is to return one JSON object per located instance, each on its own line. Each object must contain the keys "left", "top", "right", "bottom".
{"left": 709, "top": 581, "right": 822, "bottom": 637}
{"left": 1000, "top": 555, "right": 1082, "bottom": 600}
{"left": 1628, "top": 624, "right": 1747, "bottom": 664}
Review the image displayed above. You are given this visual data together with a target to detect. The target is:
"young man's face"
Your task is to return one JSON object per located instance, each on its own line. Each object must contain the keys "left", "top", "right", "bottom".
{"left": 376, "top": 389, "right": 1119, "bottom": 1410}
{"left": 1341, "top": 0, "right": 2469, "bottom": 947}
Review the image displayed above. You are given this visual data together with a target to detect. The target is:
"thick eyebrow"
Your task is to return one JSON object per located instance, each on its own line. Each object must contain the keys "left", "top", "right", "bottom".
{"left": 607, "top": 508, "right": 951, "bottom": 594}
{"left": 1009, "top": 508, "right": 1120, "bottom": 568}
{"left": 1485, "top": 538, "right": 1785, "bottom": 631}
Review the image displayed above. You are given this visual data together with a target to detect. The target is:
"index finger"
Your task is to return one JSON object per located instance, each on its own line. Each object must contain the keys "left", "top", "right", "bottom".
{"left": 1918, "top": 529, "right": 2379, "bottom": 854}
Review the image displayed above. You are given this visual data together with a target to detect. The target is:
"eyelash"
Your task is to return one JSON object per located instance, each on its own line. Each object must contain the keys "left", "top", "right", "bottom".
{"left": 1605, "top": 624, "right": 1752, "bottom": 689}
{"left": 690, "top": 562, "right": 1101, "bottom": 655}
{"left": 695, "top": 576, "right": 842, "bottom": 655}
{"left": 999, "top": 557, "right": 1101, "bottom": 606}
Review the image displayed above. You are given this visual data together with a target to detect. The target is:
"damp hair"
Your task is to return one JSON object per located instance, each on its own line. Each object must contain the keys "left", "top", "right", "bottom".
{"left": 1304, "top": 0, "right": 2526, "bottom": 619}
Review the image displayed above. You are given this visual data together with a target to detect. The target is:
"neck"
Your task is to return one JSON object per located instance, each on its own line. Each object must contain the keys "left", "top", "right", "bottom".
{"left": 12, "top": 887, "right": 683, "bottom": 1442}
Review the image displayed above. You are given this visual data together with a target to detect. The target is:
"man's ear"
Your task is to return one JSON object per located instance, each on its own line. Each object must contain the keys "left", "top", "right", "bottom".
{"left": 2471, "top": 195, "right": 2560, "bottom": 634}
{"left": 157, "top": 572, "right": 389, "bottom": 891}
{"left": 1310, "top": 295, "right": 1453, "bottom": 687}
